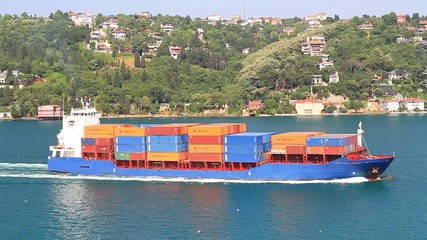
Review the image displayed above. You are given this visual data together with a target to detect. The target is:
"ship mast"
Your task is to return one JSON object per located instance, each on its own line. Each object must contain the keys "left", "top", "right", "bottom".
{"left": 357, "top": 121, "right": 364, "bottom": 147}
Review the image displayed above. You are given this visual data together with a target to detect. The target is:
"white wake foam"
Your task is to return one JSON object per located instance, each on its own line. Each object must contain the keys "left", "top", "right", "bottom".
{"left": 0, "top": 163, "right": 48, "bottom": 170}
{"left": 0, "top": 172, "right": 370, "bottom": 184}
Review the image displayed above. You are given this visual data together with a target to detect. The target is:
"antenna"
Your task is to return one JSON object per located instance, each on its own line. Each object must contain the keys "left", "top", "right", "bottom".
{"left": 243, "top": 0, "right": 246, "bottom": 20}
{"left": 62, "top": 93, "right": 65, "bottom": 118}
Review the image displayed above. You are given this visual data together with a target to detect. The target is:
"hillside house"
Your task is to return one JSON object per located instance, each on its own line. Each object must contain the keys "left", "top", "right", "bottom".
{"left": 242, "top": 48, "right": 250, "bottom": 54}
{"left": 282, "top": 27, "right": 295, "bottom": 35}
{"left": 159, "top": 103, "right": 170, "bottom": 112}
{"left": 329, "top": 72, "right": 340, "bottom": 83}
{"left": 112, "top": 30, "right": 127, "bottom": 39}
{"left": 399, "top": 98, "right": 425, "bottom": 111}
{"left": 90, "top": 30, "right": 107, "bottom": 39}
{"left": 196, "top": 28, "right": 204, "bottom": 40}
{"left": 169, "top": 46, "right": 182, "bottom": 59}
{"left": 102, "top": 20, "right": 119, "bottom": 30}
{"left": 396, "top": 36, "right": 410, "bottom": 43}
{"left": 0, "top": 70, "right": 20, "bottom": 84}
{"left": 382, "top": 100, "right": 400, "bottom": 112}
{"left": 358, "top": 23, "right": 374, "bottom": 30}
{"left": 319, "top": 54, "right": 334, "bottom": 70}
{"left": 140, "top": 11, "right": 151, "bottom": 18}
{"left": 397, "top": 14, "right": 407, "bottom": 25}
{"left": 160, "top": 24, "right": 174, "bottom": 34}
{"left": 419, "top": 20, "right": 427, "bottom": 28}
{"left": 248, "top": 101, "right": 263, "bottom": 111}
{"left": 388, "top": 70, "right": 408, "bottom": 80}
{"left": 38, "top": 105, "right": 63, "bottom": 120}
{"left": 312, "top": 75, "right": 326, "bottom": 86}
{"left": 0, "top": 112, "right": 11, "bottom": 119}
{"left": 295, "top": 99, "right": 324, "bottom": 115}
{"left": 69, "top": 12, "right": 95, "bottom": 28}
{"left": 307, "top": 20, "right": 322, "bottom": 31}
{"left": 301, "top": 35, "right": 327, "bottom": 56}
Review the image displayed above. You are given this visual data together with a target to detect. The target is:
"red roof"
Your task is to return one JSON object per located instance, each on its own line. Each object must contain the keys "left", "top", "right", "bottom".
{"left": 295, "top": 99, "right": 323, "bottom": 104}
{"left": 401, "top": 98, "right": 425, "bottom": 102}
{"left": 419, "top": 20, "right": 427, "bottom": 25}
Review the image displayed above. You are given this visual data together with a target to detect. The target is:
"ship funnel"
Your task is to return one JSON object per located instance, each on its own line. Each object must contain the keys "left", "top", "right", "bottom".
{"left": 357, "top": 121, "right": 364, "bottom": 147}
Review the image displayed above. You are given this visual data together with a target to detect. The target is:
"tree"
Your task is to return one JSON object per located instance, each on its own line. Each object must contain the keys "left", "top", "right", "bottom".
{"left": 156, "top": 43, "right": 170, "bottom": 57}
{"left": 134, "top": 52, "right": 141, "bottom": 68}
{"left": 141, "top": 69, "right": 148, "bottom": 81}
{"left": 324, "top": 105, "right": 337, "bottom": 113}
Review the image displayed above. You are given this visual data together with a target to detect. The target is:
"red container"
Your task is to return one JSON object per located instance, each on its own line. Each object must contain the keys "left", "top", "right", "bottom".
{"left": 307, "top": 146, "right": 324, "bottom": 154}
{"left": 81, "top": 145, "right": 96, "bottom": 153}
{"left": 95, "top": 145, "right": 114, "bottom": 153}
{"left": 130, "top": 152, "right": 147, "bottom": 161}
{"left": 96, "top": 138, "right": 114, "bottom": 145}
{"left": 189, "top": 153, "right": 224, "bottom": 162}
{"left": 147, "top": 125, "right": 184, "bottom": 136}
{"left": 97, "top": 153, "right": 114, "bottom": 160}
{"left": 286, "top": 145, "right": 306, "bottom": 155}
{"left": 324, "top": 146, "right": 348, "bottom": 155}
{"left": 188, "top": 136, "right": 224, "bottom": 144}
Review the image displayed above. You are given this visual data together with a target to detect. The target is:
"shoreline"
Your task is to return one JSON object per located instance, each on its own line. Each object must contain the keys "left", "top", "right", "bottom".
{"left": 4, "top": 111, "right": 425, "bottom": 121}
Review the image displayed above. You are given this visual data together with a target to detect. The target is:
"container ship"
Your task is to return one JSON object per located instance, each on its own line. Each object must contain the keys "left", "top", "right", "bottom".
{"left": 48, "top": 106, "right": 395, "bottom": 181}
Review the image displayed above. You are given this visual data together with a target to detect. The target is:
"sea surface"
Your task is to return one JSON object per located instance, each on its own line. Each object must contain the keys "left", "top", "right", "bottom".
{"left": 0, "top": 114, "right": 426, "bottom": 239}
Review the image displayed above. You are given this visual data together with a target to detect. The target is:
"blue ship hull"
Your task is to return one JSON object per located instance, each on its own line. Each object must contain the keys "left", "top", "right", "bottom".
{"left": 48, "top": 157, "right": 394, "bottom": 181}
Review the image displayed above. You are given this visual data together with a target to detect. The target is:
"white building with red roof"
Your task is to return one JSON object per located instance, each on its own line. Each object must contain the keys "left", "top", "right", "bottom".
{"left": 399, "top": 98, "right": 425, "bottom": 111}
{"left": 295, "top": 99, "right": 324, "bottom": 115}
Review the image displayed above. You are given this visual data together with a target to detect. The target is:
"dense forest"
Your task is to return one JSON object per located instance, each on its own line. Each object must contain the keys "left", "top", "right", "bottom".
{"left": 0, "top": 11, "right": 426, "bottom": 118}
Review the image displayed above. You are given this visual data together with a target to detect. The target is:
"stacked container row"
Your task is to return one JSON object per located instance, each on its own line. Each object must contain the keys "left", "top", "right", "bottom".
{"left": 306, "top": 134, "right": 358, "bottom": 155}
{"left": 271, "top": 132, "right": 324, "bottom": 154}
{"left": 223, "top": 132, "right": 273, "bottom": 163}
{"left": 145, "top": 124, "right": 200, "bottom": 161}
{"left": 115, "top": 126, "right": 148, "bottom": 161}
{"left": 82, "top": 124, "right": 132, "bottom": 160}
{"left": 187, "top": 123, "right": 246, "bottom": 162}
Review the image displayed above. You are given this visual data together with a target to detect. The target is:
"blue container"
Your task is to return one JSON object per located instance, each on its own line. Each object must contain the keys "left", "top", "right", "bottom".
{"left": 224, "top": 152, "right": 265, "bottom": 163}
{"left": 147, "top": 135, "right": 188, "bottom": 144}
{"left": 147, "top": 143, "right": 188, "bottom": 152}
{"left": 306, "top": 134, "right": 350, "bottom": 147}
{"left": 224, "top": 132, "right": 274, "bottom": 145}
{"left": 81, "top": 138, "right": 96, "bottom": 145}
{"left": 224, "top": 144, "right": 264, "bottom": 153}
{"left": 115, "top": 136, "right": 146, "bottom": 145}
{"left": 115, "top": 144, "right": 147, "bottom": 153}
{"left": 262, "top": 142, "right": 272, "bottom": 152}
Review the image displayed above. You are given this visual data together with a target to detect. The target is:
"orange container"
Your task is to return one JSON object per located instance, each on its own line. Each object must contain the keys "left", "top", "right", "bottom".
{"left": 272, "top": 132, "right": 324, "bottom": 145}
{"left": 189, "top": 153, "right": 224, "bottom": 162}
{"left": 270, "top": 144, "right": 288, "bottom": 152}
{"left": 129, "top": 152, "right": 147, "bottom": 160}
{"left": 210, "top": 123, "right": 246, "bottom": 134}
{"left": 188, "top": 125, "right": 228, "bottom": 136}
{"left": 85, "top": 124, "right": 132, "bottom": 136}
{"left": 147, "top": 152, "right": 189, "bottom": 161}
{"left": 188, "top": 144, "right": 224, "bottom": 153}
{"left": 114, "top": 127, "right": 147, "bottom": 136}
{"left": 84, "top": 134, "right": 115, "bottom": 138}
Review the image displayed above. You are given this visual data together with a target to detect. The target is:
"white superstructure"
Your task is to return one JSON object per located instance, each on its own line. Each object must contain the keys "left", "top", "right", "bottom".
{"left": 50, "top": 104, "right": 101, "bottom": 158}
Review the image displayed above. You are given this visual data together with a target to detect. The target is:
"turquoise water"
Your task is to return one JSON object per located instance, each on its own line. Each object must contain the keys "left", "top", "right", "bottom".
{"left": 0, "top": 115, "right": 426, "bottom": 239}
